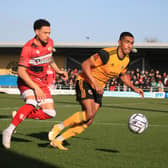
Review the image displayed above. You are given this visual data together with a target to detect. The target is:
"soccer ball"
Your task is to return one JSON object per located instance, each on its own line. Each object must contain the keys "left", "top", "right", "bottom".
{"left": 128, "top": 113, "right": 148, "bottom": 134}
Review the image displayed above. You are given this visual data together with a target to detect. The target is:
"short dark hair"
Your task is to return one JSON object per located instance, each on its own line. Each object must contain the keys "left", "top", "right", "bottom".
{"left": 119, "top": 32, "right": 134, "bottom": 40}
{"left": 33, "top": 19, "right": 50, "bottom": 30}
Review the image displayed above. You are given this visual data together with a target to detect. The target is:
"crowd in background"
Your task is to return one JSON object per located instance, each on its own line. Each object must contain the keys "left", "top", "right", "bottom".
{"left": 106, "top": 68, "right": 168, "bottom": 92}
{"left": 46, "top": 67, "right": 168, "bottom": 92}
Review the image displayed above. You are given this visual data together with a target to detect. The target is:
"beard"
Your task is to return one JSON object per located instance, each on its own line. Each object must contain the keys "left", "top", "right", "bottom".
{"left": 36, "top": 36, "right": 48, "bottom": 46}
{"left": 39, "top": 38, "right": 48, "bottom": 46}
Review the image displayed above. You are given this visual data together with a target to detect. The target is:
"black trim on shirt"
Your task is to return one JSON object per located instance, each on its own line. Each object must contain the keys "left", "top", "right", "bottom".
{"left": 31, "top": 43, "right": 38, "bottom": 48}
{"left": 30, "top": 66, "right": 43, "bottom": 72}
{"left": 18, "top": 64, "right": 28, "bottom": 68}
{"left": 117, "top": 47, "right": 129, "bottom": 60}
{"left": 97, "top": 49, "right": 109, "bottom": 65}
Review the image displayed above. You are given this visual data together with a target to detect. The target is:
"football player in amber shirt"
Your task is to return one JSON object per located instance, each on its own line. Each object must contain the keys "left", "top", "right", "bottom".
{"left": 49, "top": 32, "right": 144, "bottom": 150}
{"left": 2, "top": 19, "right": 68, "bottom": 149}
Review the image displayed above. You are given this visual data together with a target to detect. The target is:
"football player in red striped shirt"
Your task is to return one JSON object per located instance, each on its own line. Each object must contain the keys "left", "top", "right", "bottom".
{"left": 2, "top": 19, "right": 68, "bottom": 149}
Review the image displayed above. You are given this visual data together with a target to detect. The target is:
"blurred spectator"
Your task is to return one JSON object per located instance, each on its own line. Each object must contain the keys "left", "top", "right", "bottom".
{"left": 135, "top": 68, "right": 140, "bottom": 78}
{"left": 138, "top": 75, "right": 145, "bottom": 88}
{"left": 157, "top": 80, "right": 164, "bottom": 92}
{"left": 150, "top": 77, "right": 158, "bottom": 92}
{"left": 131, "top": 75, "right": 139, "bottom": 87}
{"left": 164, "top": 74, "right": 168, "bottom": 86}
{"left": 109, "top": 80, "right": 116, "bottom": 91}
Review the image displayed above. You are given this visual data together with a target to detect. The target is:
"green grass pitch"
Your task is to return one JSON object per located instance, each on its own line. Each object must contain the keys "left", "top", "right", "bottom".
{"left": 0, "top": 94, "right": 168, "bottom": 168}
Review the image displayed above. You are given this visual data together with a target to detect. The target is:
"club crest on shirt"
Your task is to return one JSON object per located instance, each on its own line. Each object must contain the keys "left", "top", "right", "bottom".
{"left": 93, "top": 53, "right": 99, "bottom": 60}
{"left": 48, "top": 47, "right": 52, "bottom": 51}
{"left": 36, "top": 50, "right": 40, "bottom": 54}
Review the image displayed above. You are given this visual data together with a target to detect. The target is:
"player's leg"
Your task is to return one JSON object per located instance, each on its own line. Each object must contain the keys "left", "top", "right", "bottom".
{"left": 58, "top": 88, "right": 102, "bottom": 128}
{"left": 50, "top": 123, "right": 88, "bottom": 150}
{"left": 12, "top": 111, "right": 17, "bottom": 134}
{"left": 48, "top": 80, "right": 94, "bottom": 141}
{"left": 86, "top": 101, "right": 100, "bottom": 126}
{"left": 2, "top": 87, "right": 55, "bottom": 149}
{"left": 26, "top": 98, "right": 56, "bottom": 120}
{"left": 26, "top": 85, "right": 56, "bottom": 120}
{"left": 54, "top": 98, "right": 97, "bottom": 134}
{"left": 53, "top": 98, "right": 97, "bottom": 133}
{"left": 2, "top": 90, "right": 36, "bottom": 149}
{"left": 50, "top": 87, "right": 102, "bottom": 150}
{"left": 48, "top": 110, "right": 87, "bottom": 141}
{"left": 50, "top": 100, "right": 100, "bottom": 150}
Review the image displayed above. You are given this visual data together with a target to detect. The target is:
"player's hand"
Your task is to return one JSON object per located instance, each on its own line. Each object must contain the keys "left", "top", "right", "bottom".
{"left": 92, "top": 80, "right": 104, "bottom": 95}
{"left": 60, "top": 71, "right": 68, "bottom": 81}
{"left": 95, "top": 85, "right": 104, "bottom": 95}
{"left": 34, "top": 86, "right": 46, "bottom": 102}
{"left": 134, "top": 88, "right": 144, "bottom": 98}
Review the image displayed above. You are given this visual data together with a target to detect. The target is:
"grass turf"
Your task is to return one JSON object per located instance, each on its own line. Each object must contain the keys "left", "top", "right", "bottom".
{"left": 0, "top": 94, "right": 168, "bottom": 168}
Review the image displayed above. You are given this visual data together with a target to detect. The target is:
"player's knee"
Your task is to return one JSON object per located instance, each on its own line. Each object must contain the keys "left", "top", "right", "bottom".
{"left": 85, "top": 110, "right": 96, "bottom": 121}
{"left": 26, "top": 99, "right": 38, "bottom": 107}
{"left": 43, "top": 109, "right": 56, "bottom": 118}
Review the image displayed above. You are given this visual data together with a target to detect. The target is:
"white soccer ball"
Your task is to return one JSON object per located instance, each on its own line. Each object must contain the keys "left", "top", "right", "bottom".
{"left": 128, "top": 113, "right": 148, "bottom": 134}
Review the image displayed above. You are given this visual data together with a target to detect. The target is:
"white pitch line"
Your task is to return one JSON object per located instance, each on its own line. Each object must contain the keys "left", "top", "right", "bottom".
{"left": 0, "top": 118, "right": 167, "bottom": 128}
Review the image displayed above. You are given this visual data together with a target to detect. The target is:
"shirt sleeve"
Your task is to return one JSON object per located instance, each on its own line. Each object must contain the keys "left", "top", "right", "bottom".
{"left": 18, "top": 46, "right": 31, "bottom": 67}
{"left": 90, "top": 49, "right": 109, "bottom": 67}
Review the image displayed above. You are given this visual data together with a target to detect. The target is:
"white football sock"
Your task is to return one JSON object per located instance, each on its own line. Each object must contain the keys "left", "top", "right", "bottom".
{"left": 6, "top": 123, "right": 16, "bottom": 134}
{"left": 58, "top": 122, "right": 65, "bottom": 130}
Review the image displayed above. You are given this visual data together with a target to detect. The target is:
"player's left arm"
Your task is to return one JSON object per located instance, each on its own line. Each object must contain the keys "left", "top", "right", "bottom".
{"left": 120, "top": 72, "right": 144, "bottom": 98}
{"left": 49, "top": 58, "right": 68, "bottom": 81}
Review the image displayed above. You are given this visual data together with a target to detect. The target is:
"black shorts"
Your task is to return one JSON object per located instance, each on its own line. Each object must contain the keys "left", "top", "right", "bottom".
{"left": 75, "top": 80, "right": 103, "bottom": 106}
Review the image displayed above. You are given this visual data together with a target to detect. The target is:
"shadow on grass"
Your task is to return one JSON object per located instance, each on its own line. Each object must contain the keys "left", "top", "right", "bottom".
{"left": 0, "top": 136, "right": 59, "bottom": 168}
{"left": 0, "top": 134, "right": 31, "bottom": 143}
{"left": 28, "top": 132, "right": 71, "bottom": 148}
{"left": 0, "top": 115, "right": 11, "bottom": 119}
{"left": 96, "top": 148, "right": 120, "bottom": 153}
{"left": 28, "top": 131, "right": 48, "bottom": 141}
{"left": 0, "top": 148, "right": 59, "bottom": 168}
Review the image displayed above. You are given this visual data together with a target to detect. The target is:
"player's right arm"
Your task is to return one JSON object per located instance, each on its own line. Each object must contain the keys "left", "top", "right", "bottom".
{"left": 18, "top": 46, "right": 45, "bottom": 101}
{"left": 81, "top": 58, "right": 100, "bottom": 91}
{"left": 81, "top": 50, "right": 109, "bottom": 95}
{"left": 49, "top": 58, "right": 68, "bottom": 81}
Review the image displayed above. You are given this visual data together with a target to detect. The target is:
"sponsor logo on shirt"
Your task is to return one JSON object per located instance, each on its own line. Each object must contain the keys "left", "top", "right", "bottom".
{"left": 29, "top": 53, "right": 52, "bottom": 65}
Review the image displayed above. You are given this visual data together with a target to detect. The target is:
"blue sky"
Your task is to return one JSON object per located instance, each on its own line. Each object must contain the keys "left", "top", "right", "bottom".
{"left": 1, "top": 0, "right": 168, "bottom": 43}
